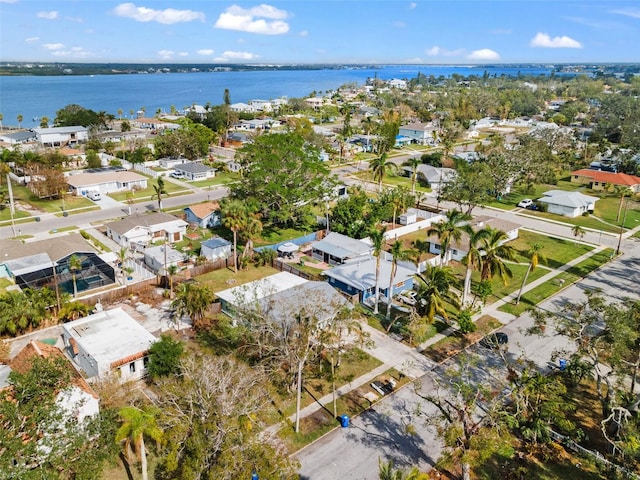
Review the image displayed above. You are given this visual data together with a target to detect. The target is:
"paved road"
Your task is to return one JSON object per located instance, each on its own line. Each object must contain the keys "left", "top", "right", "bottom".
{"left": 296, "top": 242, "right": 640, "bottom": 479}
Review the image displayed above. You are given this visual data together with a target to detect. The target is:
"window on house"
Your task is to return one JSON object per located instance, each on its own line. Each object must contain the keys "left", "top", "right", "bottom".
{"left": 143, "top": 357, "right": 149, "bottom": 368}
{"left": 129, "top": 362, "right": 136, "bottom": 373}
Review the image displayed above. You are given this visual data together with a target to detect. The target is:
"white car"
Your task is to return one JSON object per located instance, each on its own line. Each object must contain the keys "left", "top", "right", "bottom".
{"left": 517, "top": 198, "right": 533, "bottom": 208}
{"left": 399, "top": 290, "right": 417, "bottom": 306}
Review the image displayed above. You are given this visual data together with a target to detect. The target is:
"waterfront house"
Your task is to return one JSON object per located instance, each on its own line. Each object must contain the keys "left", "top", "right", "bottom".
{"left": 61, "top": 307, "right": 157, "bottom": 381}
{"left": 33, "top": 126, "right": 88, "bottom": 147}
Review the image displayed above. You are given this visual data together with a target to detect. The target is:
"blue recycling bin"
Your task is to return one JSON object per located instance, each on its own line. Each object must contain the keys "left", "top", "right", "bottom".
{"left": 559, "top": 359, "right": 567, "bottom": 371}
{"left": 340, "top": 414, "right": 350, "bottom": 428}
{"left": 251, "top": 471, "right": 259, "bottom": 480}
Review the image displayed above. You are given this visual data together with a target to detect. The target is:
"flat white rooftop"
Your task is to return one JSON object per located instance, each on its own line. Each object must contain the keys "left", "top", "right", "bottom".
{"left": 62, "top": 307, "right": 156, "bottom": 370}
{"left": 216, "top": 271, "right": 307, "bottom": 305}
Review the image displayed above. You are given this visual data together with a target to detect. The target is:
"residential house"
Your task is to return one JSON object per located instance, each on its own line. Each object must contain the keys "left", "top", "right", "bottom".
{"left": 427, "top": 216, "right": 521, "bottom": 263}
{"left": 216, "top": 272, "right": 350, "bottom": 326}
{"left": 570, "top": 169, "right": 640, "bottom": 194}
{"left": 61, "top": 307, "right": 158, "bottom": 381}
{"left": 158, "top": 156, "right": 189, "bottom": 169}
{"left": 9, "top": 340, "right": 100, "bottom": 423}
{"left": 323, "top": 256, "right": 415, "bottom": 306}
{"left": 537, "top": 190, "right": 598, "bottom": 218}
{"left": 33, "top": 126, "right": 88, "bottom": 147}
{"left": 132, "top": 117, "right": 180, "bottom": 131}
{"left": 143, "top": 245, "right": 186, "bottom": 274}
{"left": 66, "top": 170, "right": 147, "bottom": 197}
{"left": 229, "top": 102, "right": 255, "bottom": 114}
{"left": 402, "top": 164, "right": 457, "bottom": 190}
{"left": 200, "top": 237, "right": 232, "bottom": 261}
{"left": 398, "top": 122, "right": 438, "bottom": 145}
{"left": 105, "top": 212, "right": 188, "bottom": 249}
{"left": 184, "top": 201, "right": 221, "bottom": 228}
{"left": 311, "top": 232, "right": 373, "bottom": 265}
{"left": 0, "top": 130, "right": 37, "bottom": 145}
{"left": 173, "top": 162, "right": 216, "bottom": 181}
{"left": 387, "top": 78, "right": 407, "bottom": 89}
{"left": 0, "top": 233, "right": 116, "bottom": 295}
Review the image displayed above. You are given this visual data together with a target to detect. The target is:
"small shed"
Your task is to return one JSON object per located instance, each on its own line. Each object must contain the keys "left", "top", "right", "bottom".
{"left": 200, "top": 237, "right": 232, "bottom": 261}
{"left": 143, "top": 245, "right": 185, "bottom": 274}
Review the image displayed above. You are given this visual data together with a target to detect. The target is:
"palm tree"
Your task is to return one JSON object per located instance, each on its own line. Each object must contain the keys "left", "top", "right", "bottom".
{"left": 385, "top": 240, "right": 412, "bottom": 324}
{"left": 427, "top": 209, "right": 471, "bottom": 266}
{"left": 516, "top": 243, "right": 544, "bottom": 305}
{"left": 415, "top": 264, "right": 459, "bottom": 323}
{"left": 378, "top": 459, "right": 421, "bottom": 480}
{"left": 369, "top": 226, "right": 387, "bottom": 314}
{"left": 221, "top": 199, "right": 248, "bottom": 273}
{"left": 17, "top": 114, "right": 23, "bottom": 128}
{"left": 116, "top": 406, "right": 162, "bottom": 480}
{"left": 461, "top": 227, "right": 491, "bottom": 305}
{"left": 40, "top": 116, "right": 49, "bottom": 128}
{"left": 405, "top": 156, "right": 422, "bottom": 194}
{"left": 152, "top": 177, "right": 167, "bottom": 210}
{"left": 117, "top": 108, "right": 123, "bottom": 120}
{"left": 68, "top": 254, "right": 82, "bottom": 298}
{"left": 613, "top": 185, "right": 633, "bottom": 223}
{"left": 241, "top": 214, "right": 263, "bottom": 261}
{"left": 171, "top": 282, "right": 213, "bottom": 329}
{"left": 370, "top": 153, "right": 397, "bottom": 191}
{"left": 167, "top": 264, "right": 179, "bottom": 298}
{"left": 116, "top": 247, "right": 131, "bottom": 285}
{"left": 479, "top": 228, "right": 516, "bottom": 284}
{"left": 571, "top": 224, "right": 586, "bottom": 240}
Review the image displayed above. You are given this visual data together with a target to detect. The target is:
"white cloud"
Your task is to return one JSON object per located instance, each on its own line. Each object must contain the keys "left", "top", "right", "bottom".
{"left": 113, "top": 3, "right": 205, "bottom": 24}
{"left": 157, "top": 49, "right": 174, "bottom": 59}
{"left": 530, "top": 32, "right": 582, "bottom": 48}
{"left": 43, "top": 43, "right": 64, "bottom": 50}
{"left": 214, "top": 4, "right": 289, "bottom": 35}
{"left": 197, "top": 49, "right": 214, "bottom": 55}
{"left": 37, "top": 11, "right": 58, "bottom": 20}
{"left": 611, "top": 8, "right": 640, "bottom": 19}
{"left": 178, "top": 52, "right": 188, "bottom": 57}
{"left": 409, "top": 2, "right": 417, "bottom": 9}
{"left": 25, "top": 37, "right": 40, "bottom": 43}
{"left": 467, "top": 48, "right": 500, "bottom": 60}
{"left": 299, "top": 30, "right": 308, "bottom": 37}
{"left": 214, "top": 50, "right": 259, "bottom": 61}
{"left": 426, "top": 45, "right": 465, "bottom": 57}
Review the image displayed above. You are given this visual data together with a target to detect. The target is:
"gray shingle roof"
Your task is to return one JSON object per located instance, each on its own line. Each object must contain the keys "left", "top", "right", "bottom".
{"left": 105, "top": 212, "right": 186, "bottom": 235}
{"left": 174, "top": 162, "right": 216, "bottom": 174}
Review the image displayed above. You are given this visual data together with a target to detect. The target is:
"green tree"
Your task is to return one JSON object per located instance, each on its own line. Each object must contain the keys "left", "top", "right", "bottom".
{"left": 385, "top": 240, "right": 412, "bottom": 323}
{"left": 415, "top": 264, "right": 459, "bottom": 323}
{"left": 378, "top": 458, "right": 424, "bottom": 479}
{"left": 370, "top": 153, "right": 397, "bottom": 191}
{"left": 479, "top": 228, "right": 515, "bottom": 284}
{"left": 220, "top": 198, "right": 250, "bottom": 273}
{"left": 171, "top": 282, "right": 213, "bottom": 329}
{"left": 152, "top": 177, "right": 167, "bottom": 210}
{"left": 427, "top": 209, "right": 471, "bottom": 266}
{"left": 231, "top": 132, "right": 334, "bottom": 227}
{"left": 147, "top": 334, "right": 184, "bottom": 379}
{"left": 17, "top": 114, "right": 23, "bottom": 128}
{"left": 68, "top": 254, "right": 83, "bottom": 298}
{"left": 461, "top": 226, "right": 491, "bottom": 305}
{"left": 404, "top": 156, "right": 422, "bottom": 194}
{"left": 116, "top": 406, "right": 163, "bottom": 480}
{"left": 571, "top": 224, "right": 586, "bottom": 240}
{"left": 515, "top": 243, "right": 544, "bottom": 305}
{"left": 167, "top": 264, "right": 179, "bottom": 298}
{"left": 370, "top": 226, "right": 387, "bottom": 315}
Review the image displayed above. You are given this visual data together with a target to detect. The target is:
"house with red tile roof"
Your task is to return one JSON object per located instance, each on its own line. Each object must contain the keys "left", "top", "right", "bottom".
{"left": 570, "top": 169, "right": 640, "bottom": 193}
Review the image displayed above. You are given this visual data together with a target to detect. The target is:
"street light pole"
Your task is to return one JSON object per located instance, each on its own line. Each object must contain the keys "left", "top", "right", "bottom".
{"left": 616, "top": 198, "right": 629, "bottom": 255}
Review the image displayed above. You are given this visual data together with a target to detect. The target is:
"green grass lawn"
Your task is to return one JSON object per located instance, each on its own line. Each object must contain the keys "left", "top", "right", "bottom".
{"left": 10, "top": 184, "right": 94, "bottom": 213}
{"left": 108, "top": 179, "right": 188, "bottom": 202}
{"left": 350, "top": 171, "right": 431, "bottom": 193}
{"left": 195, "top": 264, "right": 279, "bottom": 293}
{"left": 49, "top": 225, "right": 78, "bottom": 234}
{"left": 499, "top": 248, "right": 614, "bottom": 316}
{"left": 0, "top": 278, "right": 15, "bottom": 294}
{"left": 0, "top": 208, "right": 31, "bottom": 222}
{"left": 485, "top": 180, "right": 578, "bottom": 211}
{"left": 189, "top": 171, "right": 241, "bottom": 188}
{"left": 255, "top": 226, "right": 315, "bottom": 246}
{"left": 509, "top": 229, "right": 594, "bottom": 269}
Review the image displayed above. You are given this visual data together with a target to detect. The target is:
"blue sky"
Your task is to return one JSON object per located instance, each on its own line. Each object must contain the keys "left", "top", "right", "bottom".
{"left": 1, "top": 1, "right": 639, "bottom": 64}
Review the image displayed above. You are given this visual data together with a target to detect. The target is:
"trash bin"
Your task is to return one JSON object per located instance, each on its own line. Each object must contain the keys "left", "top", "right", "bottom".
{"left": 340, "top": 414, "right": 350, "bottom": 428}
{"left": 251, "top": 471, "right": 259, "bottom": 480}
{"left": 559, "top": 359, "right": 567, "bottom": 371}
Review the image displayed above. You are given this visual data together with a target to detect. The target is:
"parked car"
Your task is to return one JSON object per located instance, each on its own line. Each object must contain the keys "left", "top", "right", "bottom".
{"left": 87, "top": 191, "right": 101, "bottom": 201}
{"left": 526, "top": 203, "right": 539, "bottom": 211}
{"left": 370, "top": 378, "right": 396, "bottom": 396}
{"left": 517, "top": 198, "right": 533, "bottom": 208}
{"left": 171, "top": 171, "right": 185, "bottom": 179}
{"left": 399, "top": 290, "right": 418, "bottom": 306}
{"left": 480, "top": 332, "right": 509, "bottom": 349}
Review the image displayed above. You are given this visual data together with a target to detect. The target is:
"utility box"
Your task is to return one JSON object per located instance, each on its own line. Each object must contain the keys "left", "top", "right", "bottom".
{"left": 399, "top": 213, "right": 417, "bottom": 225}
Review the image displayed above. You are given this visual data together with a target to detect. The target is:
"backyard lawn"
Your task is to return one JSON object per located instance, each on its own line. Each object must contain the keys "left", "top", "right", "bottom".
{"left": 196, "top": 264, "right": 279, "bottom": 293}
{"left": 9, "top": 184, "right": 94, "bottom": 213}
{"left": 189, "top": 171, "right": 241, "bottom": 188}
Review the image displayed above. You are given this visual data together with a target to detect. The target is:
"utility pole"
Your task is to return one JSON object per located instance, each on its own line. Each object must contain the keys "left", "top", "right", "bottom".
{"left": 6, "top": 173, "right": 16, "bottom": 237}
{"left": 616, "top": 198, "right": 629, "bottom": 255}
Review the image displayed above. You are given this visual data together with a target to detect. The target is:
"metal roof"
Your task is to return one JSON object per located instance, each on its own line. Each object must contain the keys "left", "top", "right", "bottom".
{"left": 323, "top": 256, "right": 415, "bottom": 291}
{"left": 106, "top": 212, "right": 187, "bottom": 235}
{"left": 311, "top": 232, "right": 372, "bottom": 260}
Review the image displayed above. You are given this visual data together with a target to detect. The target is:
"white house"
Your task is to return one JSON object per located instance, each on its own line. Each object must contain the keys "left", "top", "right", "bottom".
{"left": 33, "top": 126, "right": 88, "bottom": 147}
{"left": 398, "top": 122, "right": 438, "bottom": 145}
{"left": 105, "top": 212, "right": 188, "bottom": 249}
{"left": 402, "top": 164, "right": 457, "bottom": 190}
{"left": 388, "top": 78, "right": 407, "bottom": 89}
{"left": 537, "top": 190, "right": 598, "bottom": 218}
{"left": 200, "top": 237, "right": 232, "bottom": 261}
{"left": 173, "top": 162, "right": 216, "bottom": 181}
{"left": 66, "top": 171, "right": 148, "bottom": 197}
{"left": 143, "top": 245, "right": 186, "bottom": 274}
{"left": 61, "top": 307, "right": 158, "bottom": 382}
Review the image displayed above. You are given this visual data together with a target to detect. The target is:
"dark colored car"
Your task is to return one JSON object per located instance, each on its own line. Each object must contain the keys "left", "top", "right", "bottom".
{"left": 480, "top": 332, "right": 509, "bottom": 349}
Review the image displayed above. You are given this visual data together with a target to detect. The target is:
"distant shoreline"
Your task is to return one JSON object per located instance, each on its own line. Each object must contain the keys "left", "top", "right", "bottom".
{"left": 1, "top": 62, "right": 638, "bottom": 77}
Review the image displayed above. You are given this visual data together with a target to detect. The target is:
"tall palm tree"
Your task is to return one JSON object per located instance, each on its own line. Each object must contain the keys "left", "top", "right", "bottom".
{"left": 515, "top": 243, "right": 545, "bottom": 305}
{"left": 152, "top": 177, "right": 167, "bottom": 210}
{"left": 17, "top": 114, "right": 23, "bottom": 128}
{"left": 221, "top": 199, "right": 248, "bottom": 273}
{"left": 171, "top": 282, "right": 213, "bottom": 329}
{"left": 461, "top": 226, "right": 491, "bottom": 305}
{"left": 427, "top": 209, "right": 471, "bottom": 266}
{"left": 479, "top": 228, "right": 516, "bottom": 284}
{"left": 68, "top": 254, "right": 82, "bottom": 298}
{"left": 415, "top": 264, "right": 459, "bottom": 324}
{"left": 404, "top": 156, "right": 422, "bottom": 194}
{"left": 241, "top": 214, "right": 263, "bottom": 261}
{"left": 385, "top": 240, "right": 412, "bottom": 323}
{"left": 116, "top": 247, "right": 131, "bottom": 285}
{"left": 378, "top": 459, "right": 422, "bottom": 480}
{"left": 116, "top": 406, "right": 163, "bottom": 480}
{"left": 571, "top": 224, "right": 586, "bottom": 240}
{"left": 370, "top": 153, "right": 397, "bottom": 191}
{"left": 369, "top": 226, "right": 387, "bottom": 314}
{"left": 167, "top": 264, "right": 179, "bottom": 298}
